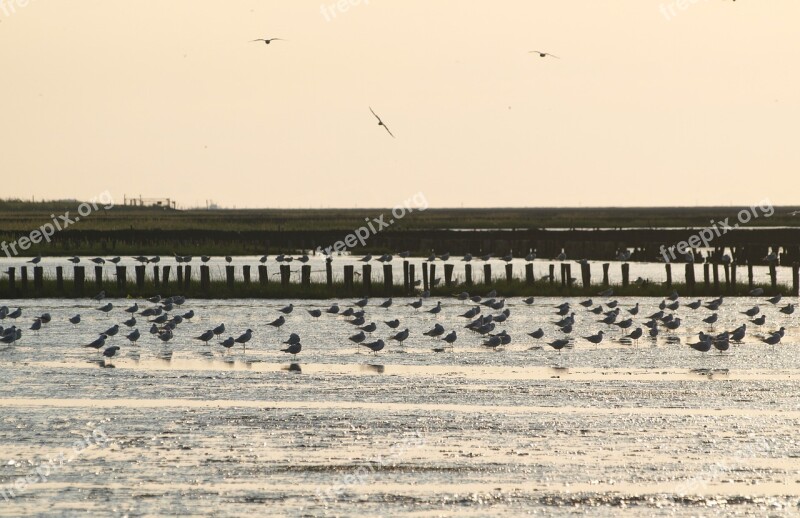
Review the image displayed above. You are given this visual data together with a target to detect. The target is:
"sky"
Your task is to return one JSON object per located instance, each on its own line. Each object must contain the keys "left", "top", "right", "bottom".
{"left": 0, "top": 0, "right": 798, "bottom": 209}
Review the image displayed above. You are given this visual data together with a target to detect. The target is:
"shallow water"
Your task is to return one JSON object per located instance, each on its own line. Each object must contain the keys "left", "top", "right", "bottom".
{"left": 1, "top": 296, "right": 799, "bottom": 516}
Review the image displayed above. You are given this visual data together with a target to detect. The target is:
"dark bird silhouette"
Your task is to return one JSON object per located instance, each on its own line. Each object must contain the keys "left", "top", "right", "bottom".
{"left": 369, "top": 107, "right": 395, "bottom": 138}
{"left": 251, "top": 38, "right": 284, "bottom": 45}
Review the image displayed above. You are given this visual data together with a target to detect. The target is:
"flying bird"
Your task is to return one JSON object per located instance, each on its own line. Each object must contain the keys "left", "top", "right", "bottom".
{"left": 369, "top": 107, "right": 395, "bottom": 138}
{"left": 251, "top": 38, "right": 284, "bottom": 45}
{"left": 529, "top": 50, "right": 559, "bottom": 59}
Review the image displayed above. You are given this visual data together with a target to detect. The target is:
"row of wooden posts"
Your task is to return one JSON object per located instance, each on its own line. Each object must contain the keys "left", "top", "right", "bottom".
{"left": 2, "top": 261, "right": 800, "bottom": 297}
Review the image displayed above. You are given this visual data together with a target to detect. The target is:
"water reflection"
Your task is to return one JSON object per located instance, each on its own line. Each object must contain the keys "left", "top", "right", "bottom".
{"left": 360, "top": 364, "right": 385, "bottom": 374}
{"left": 285, "top": 363, "right": 302, "bottom": 374}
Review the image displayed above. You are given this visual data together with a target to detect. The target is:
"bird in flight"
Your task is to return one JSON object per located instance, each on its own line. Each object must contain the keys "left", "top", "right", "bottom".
{"left": 369, "top": 107, "right": 395, "bottom": 138}
{"left": 251, "top": 38, "right": 284, "bottom": 45}
{"left": 529, "top": 50, "right": 560, "bottom": 59}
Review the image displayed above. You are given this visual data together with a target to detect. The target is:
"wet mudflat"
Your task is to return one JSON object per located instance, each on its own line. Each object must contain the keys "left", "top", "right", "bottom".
{"left": 1, "top": 297, "right": 799, "bottom": 516}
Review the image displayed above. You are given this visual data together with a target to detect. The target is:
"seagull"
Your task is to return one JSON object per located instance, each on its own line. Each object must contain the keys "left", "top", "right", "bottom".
{"left": 703, "top": 313, "right": 718, "bottom": 328}
{"left": 69, "top": 315, "right": 81, "bottom": 325}
{"left": 523, "top": 297, "right": 534, "bottom": 305}
{"left": 689, "top": 337, "right": 712, "bottom": 352}
{"left": 428, "top": 301, "right": 442, "bottom": 315}
{"left": 28, "top": 256, "right": 42, "bottom": 264}
{"left": 359, "top": 322, "right": 377, "bottom": 333}
{"left": 369, "top": 107, "right": 395, "bottom": 138}
{"left": 546, "top": 339, "right": 570, "bottom": 353}
{"left": 84, "top": 335, "right": 107, "bottom": 350}
{"left": 767, "top": 294, "right": 782, "bottom": 305}
{"left": 424, "top": 324, "right": 446, "bottom": 337}
{"left": 390, "top": 329, "right": 410, "bottom": 345}
{"left": 625, "top": 328, "right": 643, "bottom": 344}
{"left": 235, "top": 329, "right": 253, "bottom": 346}
{"left": 528, "top": 328, "right": 544, "bottom": 340}
{"left": 279, "top": 304, "right": 294, "bottom": 315}
{"left": 530, "top": 50, "right": 559, "bottom": 59}
{"left": 779, "top": 303, "right": 795, "bottom": 315}
{"left": 195, "top": 330, "right": 214, "bottom": 345}
{"left": 361, "top": 339, "right": 385, "bottom": 354}
{"left": 307, "top": 309, "right": 322, "bottom": 318}
{"left": 102, "top": 325, "right": 120, "bottom": 337}
{"left": 742, "top": 306, "right": 760, "bottom": 317}
{"left": 442, "top": 331, "right": 457, "bottom": 345}
{"left": 349, "top": 331, "right": 366, "bottom": 344}
{"left": 281, "top": 343, "right": 302, "bottom": 356}
{"left": 96, "top": 303, "right": 113, "bottom": 313}
{"left": 102, "top": 346, "right": 121, "bottom": 360}
{"left": 125, "top": 329, "right": 140, "bottom": 345}
{"left": 379, "top": 318, "right": 399, "bottom": 330}
{"left": 584, "top": 331, "right": 605, "bottom": 345}
{"left": 751, "top": 315, "right": 766, "bottom": 326}
{"left": 220, "top": 337, "right": 235, "bottom": 350}
{"left": 125, "top": 303, "right": 139, "bottom": 314}
{"left": 212, "top": 323, "right": 226, "bottom": 336}
{"left": 251, "top": 37, "right": 284, "bottom": 45}
{"left": 380, "top": 298, "right": 393, "bottom": 309}
{"left": 268, "top": 316, "right": 285, "bottom": 328}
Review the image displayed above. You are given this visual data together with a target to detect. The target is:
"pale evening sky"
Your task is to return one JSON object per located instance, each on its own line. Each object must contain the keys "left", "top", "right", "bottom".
{"left": 0, "top": 1, "right": 798, "bottom": 208}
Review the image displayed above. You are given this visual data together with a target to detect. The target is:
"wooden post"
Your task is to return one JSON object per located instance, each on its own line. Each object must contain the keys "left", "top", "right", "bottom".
{"left": 33, "top": 266, "right": 43, "bottom": 292}
{"left": 93, "top": 266, "right": 103, "bottom": 289}
{"left": 712, "top": 263, "right": 720, "bottom": 292}
{"left": 55, "top": 266, "right": 64, "bottom": 293}
{"left": 505, "top": 263, "right": 513, "bottom": 284}
{"left": 602, "top": 263, "right": 609, "bottom": 287}
{"left": 685, "top": 263, "right": 695, "bottom": 293}
{"left": 444, "top": 264, "right": 454, "bottom": 287}
{"left": 723, "top": 264, "right": 730, "bottom": 292}
{"left": 162, "top": 266, "right": 171, "bottom": 289}
{"left": 20, "top": 266, "right": 28, "bottom": 292}
{"left": 259, "top": 265, "right": 268, "bottom": 286}
{"left": 201, "top": 265, "right": 211, "bottom": 293}
{"left": 383, "top": 264, "right": 393, "bottom": 293}
{"left": 243, "top": 265, "right": 251, "bottom": 285}
{"left": 565, "top": 264, "right": 573, "bottom": 287}
{"left": 548, "top": 264, "right": 555, "bottom": 285}
{"left": 225, "top": 265, "right": 235, "bottom": 289}
{"left": 730, "top": 263, "right": 737, "bottom": 292}
{"left": 116, "top": 266, "right": 127, "bottom": 291}
{"left": 153, "top": 266, "right": 160, "bottom": 288}
{"left": 184, "top": 265, "right": 191, "bottom": 290}
{"left": 769, "top": 263, "right": 777, "bottom": 291}
{"left": 621, "top": 263, "right": 629, "bottom": 288}
{"left": 135, "top": 265, "right": 146, "bottom": 290}
{"left": 344, "top": 264, "right": 354, "bottom": 292}
{"left": 703, "top": 263, "right": 710, "bottom": 288}
{"left": 74, "top": 266, "right": 85, "bottom": 297}
{"left": 326, "top": 261, "right": 333, "bottom": 288}
{"left": 747, "top": 262, "right": 754, "bottom": 290}
{"left": 280, "top": 265, "right": 290, "bottom": 288}
{"left": 6, "top": 267, "right": 15, "bottom": 293}
{"left": 793, "top": 263, "right": 799, "bottom": 297}
{"left": 302, "top": 265, "right": 311, "bottom": 288}
{"left": 176, "top": 265, "right": 184, "bottom": 287}
{"left": 581, "top": 262, "right": 591, "bottom": 288}
{"left": 430, "top": 264, "right": 437, "bottom": 289}
{"left": 559, "top": 264, "right": 566, "bottom": 287}
{"left": 403, "top": 261, "right": 410, "bottom": 293}
{"left": 665, "top": 263, "right": 672, "bottom": 289}
{"left": 464, "top": 264, "right": 471, "bottom": 287}
{"left": 483, "top": 264, "right": 491, "bottom": 286}
{"left": 422, "top": 262, "right": 429, "bottom": 291}
{"left": 525, "top": 263, "right": 534, "bottom": 286}
{"left": 363, "top": 264, "right": 372, "bottom": 293}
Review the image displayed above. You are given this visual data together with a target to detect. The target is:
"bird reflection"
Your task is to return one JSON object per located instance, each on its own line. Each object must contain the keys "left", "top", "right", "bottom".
{"left": 285, "top": 363, "right": 302, "bottom": 374}
{"left": 360, "top": 364, "right": 385, "bottom": 374}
